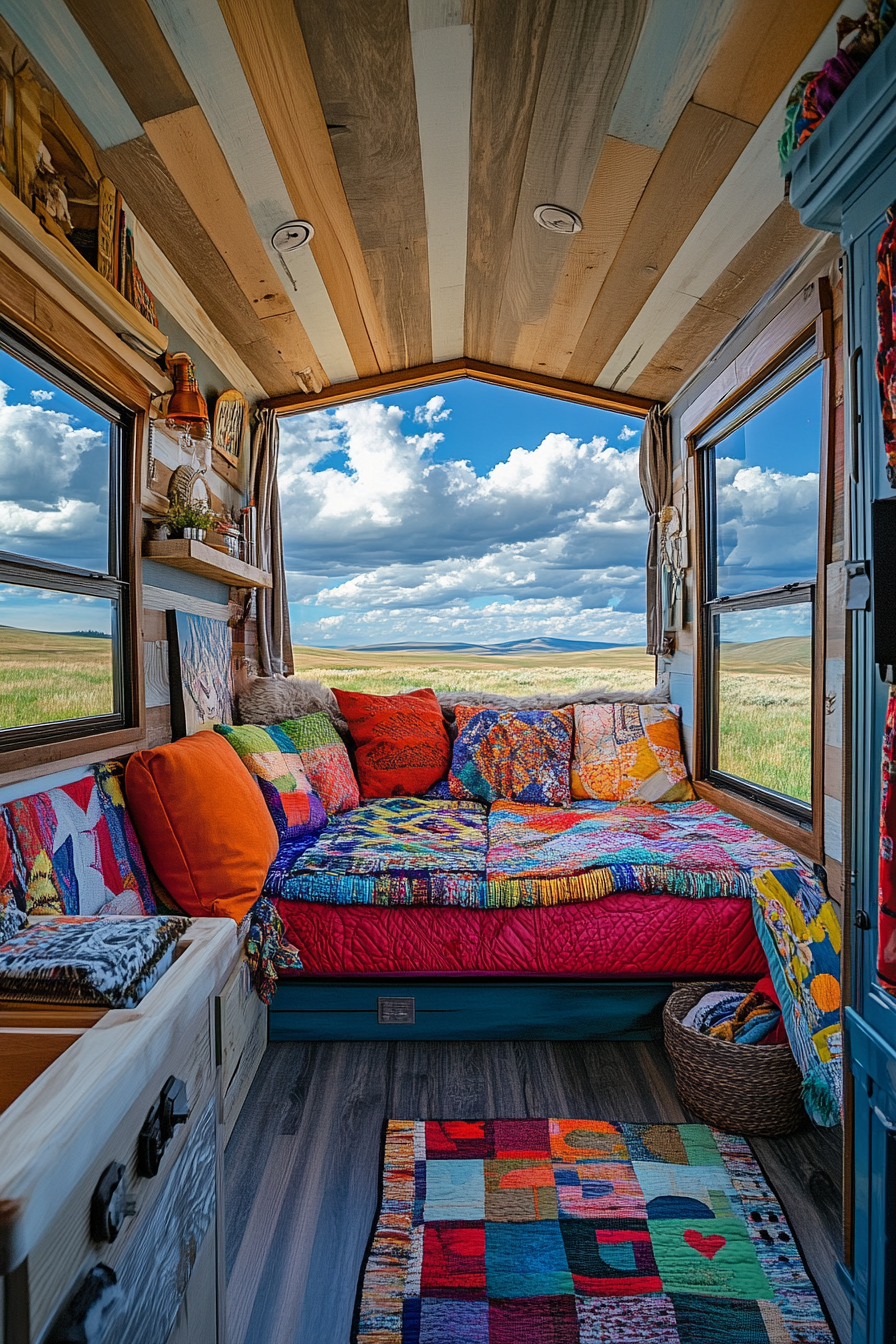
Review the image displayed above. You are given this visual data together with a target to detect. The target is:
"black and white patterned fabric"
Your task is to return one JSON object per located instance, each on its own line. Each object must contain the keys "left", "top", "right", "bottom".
{"left": 0, "top": 916, "right": 189, "bottom": 1007}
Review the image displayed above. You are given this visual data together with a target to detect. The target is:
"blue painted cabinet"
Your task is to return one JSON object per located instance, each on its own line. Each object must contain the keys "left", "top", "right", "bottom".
{"left": 790, "top": 26, "right": 896, "bottom": 1344}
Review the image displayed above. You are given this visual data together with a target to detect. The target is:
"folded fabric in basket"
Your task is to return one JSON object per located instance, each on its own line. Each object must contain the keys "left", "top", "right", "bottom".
{"left": 681, "top": 983, "right": 782, "bottom": 1045}
{"left": 0, "top": 915, "right": 189, "bottom": 1008}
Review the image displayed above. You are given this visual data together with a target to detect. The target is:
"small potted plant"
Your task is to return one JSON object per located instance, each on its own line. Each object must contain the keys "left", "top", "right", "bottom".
{"left": 164, "top": 501, "right": 220, "bottom": 542}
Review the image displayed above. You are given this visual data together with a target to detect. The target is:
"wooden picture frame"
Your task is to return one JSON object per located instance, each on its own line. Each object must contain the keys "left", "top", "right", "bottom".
{"left": 213, "top": 389, "right": 249, "bottom": 466}
{"left": 166, "top": 610, "right": 233, "bottom": 739}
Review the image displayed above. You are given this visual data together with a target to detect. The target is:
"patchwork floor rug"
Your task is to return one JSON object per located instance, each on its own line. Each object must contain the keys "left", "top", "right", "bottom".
{"left": 353, "top": 1118, "right": 833, "bottom": 1343}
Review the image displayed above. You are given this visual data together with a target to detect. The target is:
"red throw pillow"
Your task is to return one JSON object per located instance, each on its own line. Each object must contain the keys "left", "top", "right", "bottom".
{"left": 331, "top": 687, "right": 451, "bottom": 799}
{"left": 124, "top": 731, "right": 279, "bottom": 923}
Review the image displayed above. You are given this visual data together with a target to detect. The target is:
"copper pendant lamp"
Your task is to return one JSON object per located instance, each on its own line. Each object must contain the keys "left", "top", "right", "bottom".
{"left": 165, "top": 352, "right": 210, "bottom": 440}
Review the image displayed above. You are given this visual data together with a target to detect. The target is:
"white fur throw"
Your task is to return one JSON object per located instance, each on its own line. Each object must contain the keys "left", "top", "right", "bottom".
{"left": 238, "top": 677, "right": 348, "bottom": 733}
{"left": 237, "top": 672, "right": 670, "bottom": 730}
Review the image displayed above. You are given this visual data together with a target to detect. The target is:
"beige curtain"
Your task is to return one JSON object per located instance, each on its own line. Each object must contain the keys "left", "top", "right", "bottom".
{"left": 639, "top": 405, "right": 673, "bottom": 657}
{"left": 252, "top": 407, "right": 294, "bottom": 677}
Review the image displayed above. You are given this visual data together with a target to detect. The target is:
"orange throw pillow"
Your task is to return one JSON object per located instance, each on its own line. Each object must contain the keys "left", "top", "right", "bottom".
{"left": 124, "top": 731, "right": 279, "bottom": 923}
{"left": 331, "top": 687, "right": 451, "bottom": 799}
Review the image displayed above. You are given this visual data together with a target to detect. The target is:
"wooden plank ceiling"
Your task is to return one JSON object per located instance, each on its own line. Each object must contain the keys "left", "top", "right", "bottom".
{"left": 0, "top": 0, "right": 846, "bottom": 404}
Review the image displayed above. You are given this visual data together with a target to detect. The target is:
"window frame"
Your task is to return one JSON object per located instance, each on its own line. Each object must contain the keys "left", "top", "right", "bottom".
{"left": 685, "top": 281, "right": 833, "bottom": 860}
{"left": 0, "top": 318, "right": 141, "bottom": 763}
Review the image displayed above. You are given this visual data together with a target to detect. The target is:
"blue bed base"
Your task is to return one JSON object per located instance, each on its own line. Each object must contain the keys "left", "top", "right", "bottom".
{"left": 269, "top": 978, "right": 672, "bottom": 1042}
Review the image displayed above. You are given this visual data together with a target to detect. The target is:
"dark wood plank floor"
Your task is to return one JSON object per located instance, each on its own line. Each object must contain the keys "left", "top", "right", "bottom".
{"left": 224, "top": 1041, "right": 847, "bottom": 1344}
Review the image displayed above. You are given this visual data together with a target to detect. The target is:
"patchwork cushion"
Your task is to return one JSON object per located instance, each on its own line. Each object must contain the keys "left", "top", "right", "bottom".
{"left": 277, "top": 713, "right": 359, "bottom": 815}
{"left": 125, "top": 731, "right": 279, "bottom": 922}
{"left": 332, "top": 687, "right": 451, "bottom": 800}
{"left": 214, "top": 722, "right": 326, "bottom": 842}
{"left": 571, "top": 703, "right": 695, "bottom": 802}
{"left": 449, "top": 706, "right": 573, "bottom": 806}
{"left": 2, "top": 764, "right": 155, "bottom": 917}
{"left": 0, "top": 820, "right": 25, "bottom": 940}
{"left": 0, "top": 915, "right": 188, "bottom": 1007}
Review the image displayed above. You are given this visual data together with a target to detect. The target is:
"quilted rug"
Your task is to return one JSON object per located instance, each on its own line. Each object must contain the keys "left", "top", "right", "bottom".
{"left": 354, "top": 1118, "right": 833, "bottom": 1343}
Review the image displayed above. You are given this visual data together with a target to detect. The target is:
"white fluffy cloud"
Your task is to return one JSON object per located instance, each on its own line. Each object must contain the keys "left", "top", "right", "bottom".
{"left": 716, "top": 458, "right": 819, "bottom": 590}
{"left": 617, "top": 423, "right": 638, "bottom": 442}
{"left": 30, "top": 388, "right": 54, "bottom": 403}
{"left": 413, "top": 395, "right": 450, "bottom": 426}
{"left": 0, "top": 383, "right": 108, "bottom": 565}
{"left": 280, "top": 396, "right": 650, "bottom": 645}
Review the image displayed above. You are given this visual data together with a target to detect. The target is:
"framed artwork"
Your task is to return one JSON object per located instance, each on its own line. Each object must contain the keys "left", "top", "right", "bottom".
{"left": 212, "top": 389, "right": 249, "bottom": 466}
{"left": 166, "top": 610, "right": 233, "bottom": 738}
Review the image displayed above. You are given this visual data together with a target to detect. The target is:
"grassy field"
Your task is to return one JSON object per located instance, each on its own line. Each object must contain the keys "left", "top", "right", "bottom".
{"left": 0, "top": 625, "right": 113, "bottom": 728}
{"left": 0, "top": 626, "right": 810, "bottom": 803}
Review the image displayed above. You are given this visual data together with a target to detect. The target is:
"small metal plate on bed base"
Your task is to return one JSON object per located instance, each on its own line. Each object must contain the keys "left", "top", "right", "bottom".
{"left": 377, "top": 996, "right": 415, "bottom": 1025}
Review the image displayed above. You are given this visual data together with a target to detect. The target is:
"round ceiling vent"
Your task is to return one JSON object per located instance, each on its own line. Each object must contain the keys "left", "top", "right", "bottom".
{"left": 271, "top": 220, "right": 315, "bottom": 253}
{"left": 533, "top": 204, "right": 582, "bottom": 234}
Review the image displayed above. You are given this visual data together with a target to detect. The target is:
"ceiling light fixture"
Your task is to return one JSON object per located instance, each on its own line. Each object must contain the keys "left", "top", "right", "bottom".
{"left": 271, "top": 220, "right": 315, "bottom": 292}
{"left": 533, "top": 204, "right": 582, "bottom": 234}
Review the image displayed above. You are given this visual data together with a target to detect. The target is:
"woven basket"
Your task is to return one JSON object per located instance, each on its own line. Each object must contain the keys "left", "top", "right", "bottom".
{"left": 663, "top": 983, "right": 805, "bottom": 1136}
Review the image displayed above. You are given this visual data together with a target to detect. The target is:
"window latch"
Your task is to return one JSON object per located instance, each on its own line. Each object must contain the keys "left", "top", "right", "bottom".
{"left": 845, "top": 560, "right": 871, "bottom": 611}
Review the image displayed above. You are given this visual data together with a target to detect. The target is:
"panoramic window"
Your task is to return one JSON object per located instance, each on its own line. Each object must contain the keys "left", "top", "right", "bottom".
{"left": 278, "top": 378, "right": 649, "bottom": 696}
{"left": 698, "top": 348, "right": 824, "bottom": 816}
{"left": 0, "top": 325, "right": 134, "bottom": 746}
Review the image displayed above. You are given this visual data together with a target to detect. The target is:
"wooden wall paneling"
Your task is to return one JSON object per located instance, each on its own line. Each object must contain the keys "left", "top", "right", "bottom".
{"left": 409, "top": 3, "right": 472, "bottom": 362}
{"left": 564, "top": 101, "right": 755, "bottom": 386}
{"left": 608, "top": 0, "right": 740, "bottom": 151}
{"left": 143, "top": 103, "right": 327, "bottom": 386}
{"left": 693, "top": 0, "right": 843, "bottom": 127}
{"left": 145, "top": 703, "right": 172, "bottom": 746}
{"left": 463, "top": 0, "right": 555, "bottom": 363}
{"left": 628, "top": 201, "right": 816, "bottom": 403}
{"left": 295, "top": 0, "right": 431, "bottom": 371}
{"left": 62, "top": 0, "right": 196, "bottom": 123}
{"left": 144, "top": 0, "right": 357, "bottom": 386}
{"left": 491, "top": 0, "right": 650, "bottom": 372}
{"left": 528, "top": 137, "right": 659, "bottom": 378}
{"left": 217, "top": 0, "right": 391, "bottom": 377}
{"left": 97, "top": 135, "right": 300, "bottom": 396}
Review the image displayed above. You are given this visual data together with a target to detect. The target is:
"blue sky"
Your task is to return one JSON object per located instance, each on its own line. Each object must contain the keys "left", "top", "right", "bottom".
{"left": 0, "top": 348, "right": 113, "bottom": 634}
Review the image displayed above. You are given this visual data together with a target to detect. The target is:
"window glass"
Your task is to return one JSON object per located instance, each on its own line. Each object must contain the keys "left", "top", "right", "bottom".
{"left": 0, "top": 348, "right": 112, "bottom": 573}
{"left": 713, "top": 604, "right": 812, "bottom": 803}
{"left": 712, "top": 365, "right": 822, "bottom": 597}
{"left": 0, "top": 586, "right": 116, "bottom": 729}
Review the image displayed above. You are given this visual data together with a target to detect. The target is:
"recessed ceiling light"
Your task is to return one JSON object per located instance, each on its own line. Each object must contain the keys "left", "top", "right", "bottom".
{"left": 271, "top": 220, "right": 315, "bottom": 253}
{"left": 533, "top": 204, "right": 582, "bottom": 234}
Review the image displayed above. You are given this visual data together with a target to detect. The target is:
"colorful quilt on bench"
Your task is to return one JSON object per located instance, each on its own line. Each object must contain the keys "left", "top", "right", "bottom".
{"left": 267, "top": 797, "right": 811, "bottom": 910}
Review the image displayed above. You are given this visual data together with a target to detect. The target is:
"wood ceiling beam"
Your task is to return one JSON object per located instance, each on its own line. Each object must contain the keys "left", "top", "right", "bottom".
{"left": 490, "top": 0, "right": 650, "bottom": 370}
{"left": 464, "top": 0, "right": 555, "bottom": 365}
{"left": 626, "top": 201, "right": 817, "bottom": 404}
{"left": 143, "top": 105, "right": 327, "bottom": 388}
{"left": 98, "top": 135, "right": 305, "bottom": 396}
{"left": 295, "top": 0, "right": 431, "bottom": 372}
{"left": 217, "top": 0, "right": 391, "bottom": 378}
{"left": 62, "top": 0, "right": 195, "bottom": 122}
{"left": 563, "top": 101, "right": 755, "bottom": 385}
{"left": 262, "top": 359, "right": 655, "bottom": 417}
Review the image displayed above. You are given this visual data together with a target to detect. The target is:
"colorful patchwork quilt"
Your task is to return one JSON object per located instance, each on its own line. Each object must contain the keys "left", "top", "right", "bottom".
{"left": 267, "top": 798, "right": 813, "bottom": 911}
{"left": 355, "top": 1119, "right": 833, "bottom": 1342}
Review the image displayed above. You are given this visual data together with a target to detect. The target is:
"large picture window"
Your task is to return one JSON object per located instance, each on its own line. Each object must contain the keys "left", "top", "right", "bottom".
{"left": 0, "top": 323, "right": 135, "bottom": 751}
{"left": 697, "top": 343, "right": 824, "bottom": 823}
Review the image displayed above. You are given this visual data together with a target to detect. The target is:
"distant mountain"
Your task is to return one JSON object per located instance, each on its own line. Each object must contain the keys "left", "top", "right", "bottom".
{"left": 338, "top": 637, "right": 639, "bottom": 655}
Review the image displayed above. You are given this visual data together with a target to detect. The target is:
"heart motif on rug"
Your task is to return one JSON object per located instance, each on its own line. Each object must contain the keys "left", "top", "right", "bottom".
{"left": 683, "top": 1228, "right": 726, "bottom": 1259}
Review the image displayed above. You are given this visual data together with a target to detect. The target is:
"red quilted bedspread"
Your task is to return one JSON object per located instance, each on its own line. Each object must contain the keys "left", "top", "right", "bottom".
{"left": 275, "top": 892, "right": 764, "bottom": 978}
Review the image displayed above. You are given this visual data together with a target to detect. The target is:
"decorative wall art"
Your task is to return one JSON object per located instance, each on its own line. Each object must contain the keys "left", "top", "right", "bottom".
{"left": 213, "top": 389, "right": 249, "bottom": 467}
{"left": 166, "top": 611, "right": 233, "bottom": 738}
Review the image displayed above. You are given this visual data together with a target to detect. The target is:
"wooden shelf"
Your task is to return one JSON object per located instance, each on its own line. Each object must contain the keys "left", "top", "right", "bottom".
{"left": 145, "top": 539, "right": 272, "bottom": 588}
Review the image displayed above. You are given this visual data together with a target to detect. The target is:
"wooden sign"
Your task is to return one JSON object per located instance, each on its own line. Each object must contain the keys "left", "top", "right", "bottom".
{"left": 213, "top": 389, "right": 249, "bottom": 466}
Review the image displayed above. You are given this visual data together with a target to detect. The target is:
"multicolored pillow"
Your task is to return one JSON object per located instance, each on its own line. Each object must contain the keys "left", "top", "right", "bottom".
{"left": 571, "top": 702, "right": 696, "bottom": 802}
{"left": 331, "top": 687, "right": 451, "bottom": 800}
{"left": 213, "top": 723, "right": 326, "bottom": 842}
{"left": 2, "top": 764, "right": 155, "bottom": 917}
{"left": 449, "top": 706, "right": 574, "bottom": 806}
{"left": 277, "top": 713, "right": 359, "bottom": 815}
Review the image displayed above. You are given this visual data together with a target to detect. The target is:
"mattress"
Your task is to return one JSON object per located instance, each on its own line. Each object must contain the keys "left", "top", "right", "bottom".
{"left": 275, "top": 892, "right": 765, "bottom": 978}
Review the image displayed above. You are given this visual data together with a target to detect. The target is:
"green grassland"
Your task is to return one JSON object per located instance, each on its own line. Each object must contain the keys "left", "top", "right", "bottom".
{"left": 0, "top": 626, "right": 811, "bottom": 803}
{"left": 0, "top": 625, "right": 114, "bottom": 728}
